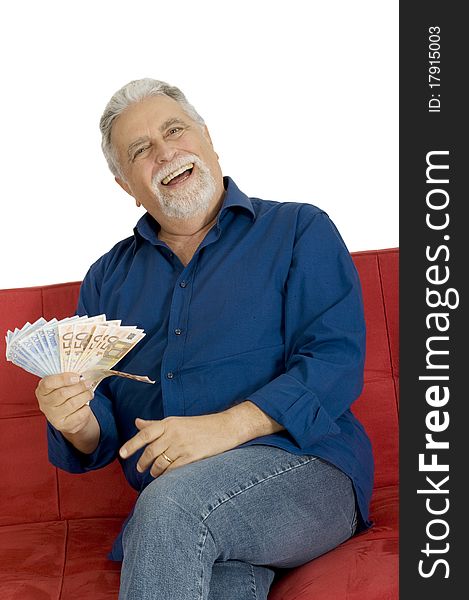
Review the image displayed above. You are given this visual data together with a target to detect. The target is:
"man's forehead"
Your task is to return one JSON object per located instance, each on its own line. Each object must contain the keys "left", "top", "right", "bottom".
{"left": 112, "top": 95, "right": 191, "bottom": 144}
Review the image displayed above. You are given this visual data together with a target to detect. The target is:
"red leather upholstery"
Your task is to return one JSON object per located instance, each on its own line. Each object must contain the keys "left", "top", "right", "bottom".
{"left": 0, "top": 249, "right": 399, "bottom": 599}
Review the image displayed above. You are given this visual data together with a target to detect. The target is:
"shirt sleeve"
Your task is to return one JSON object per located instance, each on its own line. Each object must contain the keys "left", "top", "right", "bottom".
{"left": 246, "top": 208, "right": 366, "bottom": 450}
{"left": 46, "top": 262, "right": 120, "bottom": 473}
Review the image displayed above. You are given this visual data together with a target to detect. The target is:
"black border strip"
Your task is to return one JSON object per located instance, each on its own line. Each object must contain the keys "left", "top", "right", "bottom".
{"left": 400, "top": 2, "right": 466, "bottom": 597}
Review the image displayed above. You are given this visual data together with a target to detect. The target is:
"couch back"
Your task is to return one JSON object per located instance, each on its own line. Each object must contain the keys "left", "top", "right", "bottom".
{"left": 0, "top": 249, "right": 399, "bottom": 527}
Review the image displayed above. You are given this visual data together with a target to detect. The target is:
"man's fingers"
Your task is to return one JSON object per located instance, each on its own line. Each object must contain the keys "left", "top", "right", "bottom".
{"left": 54, "top": 389, "right": 94, "bottom": 421}
{"left": 38, "top": 372, "right": 81, "bottom": 395}
{"left": 60, "top": 404, "right": 94, "bottom": 435}
{"left": 119, "top": 420, "right": 164, "bottom": 459}
{"left": 153, "top": 455, "right": 184, "bottom": 477}
{"left": 43, "top": 382, "right": 91, "bottom": 407}
{"left": 135, "top": 417, "right": 154, "bottom": 429}
{"left": 136, "top": 437, "right": 172, "bottom": 472}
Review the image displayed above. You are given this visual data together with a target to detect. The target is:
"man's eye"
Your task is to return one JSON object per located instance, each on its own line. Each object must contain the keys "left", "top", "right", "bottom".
{"left": 134, "top": 147, "right": 149, "bottom": 158}
{"left": 168, "top": 127, "right": 182, "bottom": 135}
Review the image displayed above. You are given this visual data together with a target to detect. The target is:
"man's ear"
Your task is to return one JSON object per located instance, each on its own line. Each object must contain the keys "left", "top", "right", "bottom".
{"left": 203, "top": 126, "right": 219, "bottom": 159}
{"left": 115, "top": 176, "right": 132, "bottom": 195}
{"left": 115, "top": 177, "right": 141, "bottom": 207}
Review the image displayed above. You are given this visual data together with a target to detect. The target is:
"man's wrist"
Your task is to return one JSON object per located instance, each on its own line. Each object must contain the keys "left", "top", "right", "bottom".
{"left": 222, "top": 400, "right": 284, "bottom": 445}
{"left": 61, "top": 412, "right": 101, "bottom": 455}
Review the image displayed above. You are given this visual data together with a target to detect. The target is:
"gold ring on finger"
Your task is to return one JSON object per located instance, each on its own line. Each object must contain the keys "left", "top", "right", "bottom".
{"left": 161, "top": 452, "right": 173, "bottom": 464}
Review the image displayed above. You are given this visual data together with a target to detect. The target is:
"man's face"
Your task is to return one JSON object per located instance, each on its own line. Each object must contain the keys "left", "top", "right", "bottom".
{"left": 111, "top": 95, "right": 224, "bottom": 221}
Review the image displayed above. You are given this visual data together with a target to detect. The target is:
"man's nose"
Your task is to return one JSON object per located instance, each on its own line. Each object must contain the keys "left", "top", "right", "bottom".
{"left": 155, "top": 141, "right": 177, "bottom": 164}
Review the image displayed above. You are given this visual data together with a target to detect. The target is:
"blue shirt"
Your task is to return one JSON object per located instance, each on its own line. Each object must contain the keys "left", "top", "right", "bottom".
{"left": 47, "top": 176, "right": 373, "bottom": 561}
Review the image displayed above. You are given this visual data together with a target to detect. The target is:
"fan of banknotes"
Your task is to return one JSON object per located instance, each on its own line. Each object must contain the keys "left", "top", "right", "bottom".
{"left": 5, "top": 315, "right": 155, "bottom": 391}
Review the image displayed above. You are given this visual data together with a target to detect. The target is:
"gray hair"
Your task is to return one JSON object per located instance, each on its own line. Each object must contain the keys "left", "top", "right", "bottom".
{"left": 99, "top": 78, "right": 205, "bottom": 179}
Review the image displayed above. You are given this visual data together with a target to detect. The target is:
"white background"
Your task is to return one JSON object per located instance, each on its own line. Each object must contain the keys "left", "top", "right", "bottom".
{"left": 0, "top": 0, "right": 398, "bottom": 289}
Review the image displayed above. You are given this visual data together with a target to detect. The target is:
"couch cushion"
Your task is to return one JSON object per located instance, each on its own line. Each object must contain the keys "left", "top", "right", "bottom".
{"left": 0, "top": 518, "right": 124, "bottom": 600}
{"left": 270, "top": 537, "right": 398, "bottom": 600}
{"left": 42, "top": 283, "right": 80, "bottom": 322}
{"left": 351, "top": 250, "right": 399, "bottom": 489}
{"left": 0, "top": 413, "right": 137, "bottom": 525}
{"left": 0, "top": 416, "right": 59, "bottom": 527}
{"left": 0, "top": 283, "right": 81, "bottom": 421}
{"left": 378, "top": 250, "right": 399, "bottom": 378}
{"left": 58, "top": 463, "right": 137, "bottom": 521}
{"left": 352, "top": 252, "right": 392, "bottom": 382}
{"left": 352, "top": 379, "right": 399, "bottom": 489}
{"left": 0, "top": 521, "right": 66, "bottom": 599}
{"left": 60, "top": 518, "right": 123, "bottom": 598}
{"left": 0, "top": 287, "right": 43, "bottom": 419}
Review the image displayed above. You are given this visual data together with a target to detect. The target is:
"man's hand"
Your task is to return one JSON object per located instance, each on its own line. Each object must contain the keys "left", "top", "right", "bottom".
{"left": 119, "top": 413, "right": 240, "bottom": 478}
{"left": 35, "top": 373, "right": 101, "bottom": 454}
{"left": 35, "top": 373, "right": 95, "bottom": 435}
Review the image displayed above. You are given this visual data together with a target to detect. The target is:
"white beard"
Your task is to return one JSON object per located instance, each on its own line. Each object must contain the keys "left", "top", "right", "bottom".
{"left": 151, "top": 154, "right": 216, "bottom": 220}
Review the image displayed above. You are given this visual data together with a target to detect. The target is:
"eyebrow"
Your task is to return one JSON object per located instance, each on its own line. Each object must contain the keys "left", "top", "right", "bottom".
{"left": 126, "top": 118, "right": 189, "bottom": 161}
{"left": 159, "top": 117, "right": 188, "bottom": 132}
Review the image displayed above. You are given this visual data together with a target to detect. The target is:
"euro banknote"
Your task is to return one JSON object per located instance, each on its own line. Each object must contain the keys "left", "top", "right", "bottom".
{"left": 5, "top": 315, "right": 155, "bottom": 391}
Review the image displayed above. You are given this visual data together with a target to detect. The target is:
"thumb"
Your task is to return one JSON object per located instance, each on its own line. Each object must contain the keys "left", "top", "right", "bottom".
{"left": 135, "top": 417, "right": 155, "bottom": 429}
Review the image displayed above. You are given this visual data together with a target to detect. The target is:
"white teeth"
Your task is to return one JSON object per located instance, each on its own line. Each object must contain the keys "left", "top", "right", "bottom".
{"left": 161, "top": 163, "right": 194, "bottom": 185}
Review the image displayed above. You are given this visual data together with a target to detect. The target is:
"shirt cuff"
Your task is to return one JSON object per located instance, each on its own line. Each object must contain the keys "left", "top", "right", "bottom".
{"left": 247, "top": 373, "right": 340, "bottom": 450}
{"left": 47, "top": 393, "right": 119, "bottom": 473}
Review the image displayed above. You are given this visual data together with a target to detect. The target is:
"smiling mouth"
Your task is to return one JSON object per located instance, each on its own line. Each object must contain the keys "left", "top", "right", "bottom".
{"left": 161, "top": 163, "right": 194, "bottom": 186}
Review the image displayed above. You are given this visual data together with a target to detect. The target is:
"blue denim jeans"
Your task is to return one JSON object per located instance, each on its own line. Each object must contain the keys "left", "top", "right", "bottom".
{"left": 119, "top": 445, "right": 357, "bottom": 599}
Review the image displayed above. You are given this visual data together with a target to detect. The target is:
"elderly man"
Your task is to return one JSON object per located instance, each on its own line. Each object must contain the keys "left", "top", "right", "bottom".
{"left": 36, "top": 79, "right": 373, "bottom": 600}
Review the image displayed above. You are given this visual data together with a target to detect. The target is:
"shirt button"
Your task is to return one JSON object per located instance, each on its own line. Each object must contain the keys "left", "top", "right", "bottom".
{"left": 179, "top": 281, "right": 187, "bottom": 288}
{"left": 174, "top": 328, "right": 182, "bottom": 335}
{"left": 166, "top": 372, "right": 175, "bottom": 380}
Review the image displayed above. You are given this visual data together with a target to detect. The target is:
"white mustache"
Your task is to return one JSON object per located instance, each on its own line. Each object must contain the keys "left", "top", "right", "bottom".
{"left": 154, "top": 154, "right": 199, "bottom": 185}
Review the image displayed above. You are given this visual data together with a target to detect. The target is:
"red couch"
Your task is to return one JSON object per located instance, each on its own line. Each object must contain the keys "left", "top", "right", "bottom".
{"left": 0, "top": 248, "right": 398, "bottom": 599}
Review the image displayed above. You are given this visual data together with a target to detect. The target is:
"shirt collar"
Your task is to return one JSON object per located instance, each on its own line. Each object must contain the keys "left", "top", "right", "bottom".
{"left": 133, "top": 176, "right": 255, "bottom": 247}
{"left": 218, "top": 176, "right": 256, "bottom": 220}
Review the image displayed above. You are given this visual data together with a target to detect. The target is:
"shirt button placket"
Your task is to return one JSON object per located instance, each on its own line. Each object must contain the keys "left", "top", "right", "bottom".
{"left": 162, "top": 271, "right": 192, "bottom": 414}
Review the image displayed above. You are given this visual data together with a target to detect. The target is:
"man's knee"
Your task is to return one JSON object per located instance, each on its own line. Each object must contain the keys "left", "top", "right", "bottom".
{"left": 125, "top": 472, "right": 219, "bottom": 565}
{"left": 134, "top": 470, "right": 206, "bottom": 527}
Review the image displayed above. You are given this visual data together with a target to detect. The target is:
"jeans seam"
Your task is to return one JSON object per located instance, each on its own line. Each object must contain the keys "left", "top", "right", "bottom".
{"left": 163, "top": 495, "right": 217, "bottom": 600}
{"left": 249, "top": 563, "right": 258, "bottom": 600}
{"left": 201, "top": 456, "right": 318, "bottom": 523}
{"left": 197, "top": 524, "right": 209, "bottom": 600}
{"left": 350, "top": 503, "right": 358, "bottom": 537}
